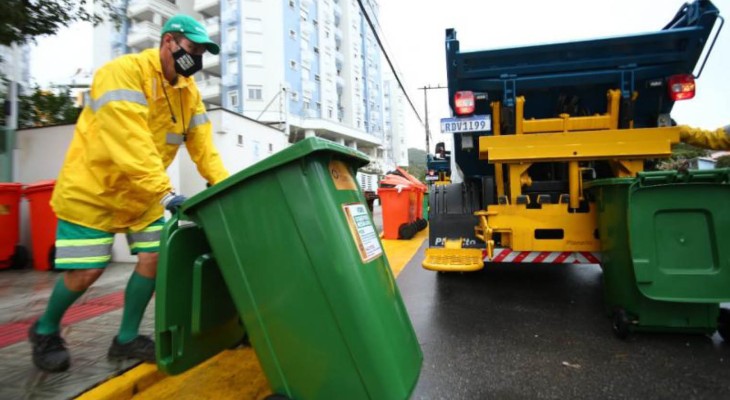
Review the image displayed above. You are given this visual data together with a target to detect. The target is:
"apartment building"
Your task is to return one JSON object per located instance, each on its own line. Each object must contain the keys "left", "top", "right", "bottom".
{"left": 0, "top": 44, "right": 32, "bottom": 93}
{"left": 94, "top": 0, "right": 408, "bottom": 173}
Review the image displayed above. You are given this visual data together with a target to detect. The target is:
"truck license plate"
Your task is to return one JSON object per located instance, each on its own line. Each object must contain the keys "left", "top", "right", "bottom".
{"left": 440, "top": 115, "right": 491, "bottom": 133}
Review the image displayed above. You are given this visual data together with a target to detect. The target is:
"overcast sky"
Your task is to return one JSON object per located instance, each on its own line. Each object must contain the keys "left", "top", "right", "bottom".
{"left": 378, "top": 0, "right": 730, "bottom": 150}
{"left": 31, "top": 0, "right": 729, "bottom": 151}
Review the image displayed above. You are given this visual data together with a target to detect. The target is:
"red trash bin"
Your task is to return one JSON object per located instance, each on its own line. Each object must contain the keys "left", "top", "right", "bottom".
{"left": 24, "top": 180, "right": 57, "bottom": 271}
{"left": 0, "top": 183, "right": 24, "bottom": 269}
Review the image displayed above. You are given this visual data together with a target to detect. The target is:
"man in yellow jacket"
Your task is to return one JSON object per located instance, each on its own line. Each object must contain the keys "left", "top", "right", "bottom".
{"left": 29, "top": 15, "right": 229, "bottom": 372}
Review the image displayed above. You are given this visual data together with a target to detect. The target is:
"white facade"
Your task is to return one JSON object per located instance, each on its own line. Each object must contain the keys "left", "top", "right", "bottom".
{"left": 0, "top": 44, "right": 32, "bottom": 93}
{"left": 383, "top": 78, "right": 408, "bottom": 168}
{"left": 14, "top": 109, "right": 285, "bottom": 263}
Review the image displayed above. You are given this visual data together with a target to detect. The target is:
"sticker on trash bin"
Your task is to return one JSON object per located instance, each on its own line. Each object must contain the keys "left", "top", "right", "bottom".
{"left": 330, "top": 160, "right": 358, "bottom": 191}
{"left": 343, "top": 203, "right": 383, "bottom": 263}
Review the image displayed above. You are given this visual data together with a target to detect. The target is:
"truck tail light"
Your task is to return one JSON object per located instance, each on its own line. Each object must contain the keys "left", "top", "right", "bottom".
{"left": 454, "top": 91, "right": 475, "bottom": 115}
{"left": 668, "top": 74, "right": 695, "bottom": 101}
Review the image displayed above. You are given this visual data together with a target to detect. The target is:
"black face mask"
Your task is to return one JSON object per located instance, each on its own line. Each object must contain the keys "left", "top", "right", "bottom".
{"left": 172, "top": 43, "right": 203, "bottom": 77}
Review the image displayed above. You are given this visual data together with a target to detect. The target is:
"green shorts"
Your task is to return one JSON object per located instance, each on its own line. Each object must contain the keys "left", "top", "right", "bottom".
{"left": 54, "top": 218, "right": 165, "bottom": 269}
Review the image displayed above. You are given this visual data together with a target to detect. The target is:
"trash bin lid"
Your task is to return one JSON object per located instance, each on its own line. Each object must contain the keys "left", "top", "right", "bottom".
{"left": 23, "top": 179, "right": 56, "bottom": 195}
{"left": 184, "top": 137, "right": 369, "bottom": 213}
{"left": 0, "top": 183, "right": 23, "bottom": 193}
{"left": 628, "top": 170, "right": 730, "bottom": 302}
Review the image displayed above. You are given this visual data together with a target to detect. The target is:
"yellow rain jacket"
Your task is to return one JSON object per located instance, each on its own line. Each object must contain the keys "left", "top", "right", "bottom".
{"left": 51, "top": 48, "right": 229, "bottom": 232}
{"left": 679, "top": 125, "right": 730, "bottom": 150}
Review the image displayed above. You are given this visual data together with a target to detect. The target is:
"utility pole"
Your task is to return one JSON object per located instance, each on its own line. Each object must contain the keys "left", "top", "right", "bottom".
{"left": 419, "top": 84, "right": 447, "bottom": 154}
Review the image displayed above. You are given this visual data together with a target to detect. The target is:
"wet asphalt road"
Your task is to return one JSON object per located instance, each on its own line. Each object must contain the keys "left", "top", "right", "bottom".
{"left": 397, "top": 242, "right": 730, "bottom": 400}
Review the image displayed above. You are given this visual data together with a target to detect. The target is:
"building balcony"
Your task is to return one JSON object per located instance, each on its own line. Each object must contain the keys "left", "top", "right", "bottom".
{"left": 194, "top": 0, "right": 220, "bottom": 18}
{"left": 222, "top": 8, "right": 237, "bottom": 24}
{"left": 301, "top": 51, "right": 313, "bottom": 67}
{"left": 222, "top": 40, "right": 238, "bottom": 54}
{"left": 127, "top": 0, "right": 177, "bottom": 23}
{"left": 202, "top": 53, "right": 220, "bottom": 75}
{"left": 335, "top": 51, "right": 344, "bottom": 68}
{"left": 222, "top": 73, "right": 239, "bottom": 87}
{"left": 305, "top": 108, "right": 319, "bottom": 118}
{"left": 205, "top": 17, "right": 220, "bottom": 43}
{"left": 198, "top": 76, "right": 221, "bottom": 103}
{"left": 302, "top": 80, "right": 316, "bottom": 97}
{"left": 126, "top": 21, "right": 161, "bottom": 50}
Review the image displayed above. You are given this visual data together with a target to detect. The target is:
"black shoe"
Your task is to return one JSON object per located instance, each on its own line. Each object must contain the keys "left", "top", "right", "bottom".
{"left": 108, "top": 335, "right": 156, "bottom": 363}
{"left": 28, "top": 322, "right": 70, "bottom": 373}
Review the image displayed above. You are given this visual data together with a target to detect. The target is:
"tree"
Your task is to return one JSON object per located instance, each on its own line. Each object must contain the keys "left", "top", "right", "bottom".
{"left": 17, "top": 86, "right": 81, "bottom": 127}
{"left": 716, "top": 155, "right": 730, "bottom": 169}
{"left": 407, "top": 148, "right": 427, "bottom": 182}
{"left": 0, "top": 0, "right": 122, "bottom": 47}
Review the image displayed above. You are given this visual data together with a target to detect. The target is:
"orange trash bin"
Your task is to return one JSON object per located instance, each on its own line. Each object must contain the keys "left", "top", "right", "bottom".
{"left": 377, "top": 186, "right": 417, "bottom": 240}
{"left": 0, "top": 183, "right": 24, "bottom": 269}
{"left": 24, "top": 180, "right": 57, "bottom": 271}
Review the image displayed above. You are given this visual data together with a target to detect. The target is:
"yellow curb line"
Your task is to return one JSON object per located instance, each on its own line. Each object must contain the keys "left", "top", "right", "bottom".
{"left": 75, "top": 363, "right": 164, "bottom": 400}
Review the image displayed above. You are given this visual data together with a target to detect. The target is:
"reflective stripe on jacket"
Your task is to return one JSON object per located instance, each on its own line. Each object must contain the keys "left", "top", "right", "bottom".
{"left": 51, "top": 48, "right": 229, "bottom": 232}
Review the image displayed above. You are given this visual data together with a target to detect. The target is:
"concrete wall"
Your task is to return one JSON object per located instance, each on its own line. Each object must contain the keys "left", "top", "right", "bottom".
{"left": 15, "top": 109, "right": 286, "bottom": 265}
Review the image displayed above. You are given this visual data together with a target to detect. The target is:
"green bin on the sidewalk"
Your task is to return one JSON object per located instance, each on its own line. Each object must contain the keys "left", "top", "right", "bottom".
{"left": 180, "top": 137, "right": 422, "bottom": 399}
{"left": 587, "top": 169, "right": 730, "bottom": 339}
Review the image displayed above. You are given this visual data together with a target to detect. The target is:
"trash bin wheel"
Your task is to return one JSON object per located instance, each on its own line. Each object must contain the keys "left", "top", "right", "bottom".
{"left": 718, "top": 308, "right": 730, "bottom": 343}
{"left": 612, "top": 308, "right": 631, "bottom": 340}
{"left": 48, "top": 245, "right": 56, "bottom": 271}
{"left": 10, "top": 245, "right": 29, "bottom": 269}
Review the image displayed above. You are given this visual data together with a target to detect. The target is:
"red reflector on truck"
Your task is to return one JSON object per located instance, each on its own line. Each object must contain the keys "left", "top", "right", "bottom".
{"left": 455, "top": 91, "right": 475, "bottom": 115}
{"left": 668, "top": 74, "right": 695, "bottom": 101}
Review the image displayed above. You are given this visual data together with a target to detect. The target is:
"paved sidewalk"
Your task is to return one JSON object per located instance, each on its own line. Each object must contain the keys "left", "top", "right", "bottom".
{"left": 0, "top": 263, "right": 153, "bottom": 400}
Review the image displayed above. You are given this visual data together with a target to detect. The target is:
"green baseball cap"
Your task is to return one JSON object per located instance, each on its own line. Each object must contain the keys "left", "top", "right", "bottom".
{"left": 162, "top": 14, "right": 220, "bottom": 55}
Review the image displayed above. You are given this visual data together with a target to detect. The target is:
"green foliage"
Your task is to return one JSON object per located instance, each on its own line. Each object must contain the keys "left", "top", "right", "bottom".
{"left": 656, "top": 143, "right": 710, "bottom": 170}
{"left": 17, "top": 86, "right": 81, "bottom": 127}
{"left": 407, "top": 148, "right": 427, "bottom": 182}
{"left": 0, "top": 0, "right": 122, "bottom": 46}
{"left": 2, "top": 83, "right": 80, "bottom": 128}
{"left": 716, "top": 155, "right": 730, "bottom": 168}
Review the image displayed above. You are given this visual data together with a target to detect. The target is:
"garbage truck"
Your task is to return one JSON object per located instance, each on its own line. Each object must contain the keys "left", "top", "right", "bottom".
{"left": 423, "top": 0, "right": 730, "bottom": 339}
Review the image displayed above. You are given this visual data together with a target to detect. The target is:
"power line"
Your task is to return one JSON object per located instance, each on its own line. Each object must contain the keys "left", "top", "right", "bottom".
{"left": 356, "top": 0, "right": 424, "bottom": 127}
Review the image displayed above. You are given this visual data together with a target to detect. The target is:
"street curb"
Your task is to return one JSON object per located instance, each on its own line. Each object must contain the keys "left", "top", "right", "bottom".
{"left": 75, "top": 364, "right": 165, "bottom": 400}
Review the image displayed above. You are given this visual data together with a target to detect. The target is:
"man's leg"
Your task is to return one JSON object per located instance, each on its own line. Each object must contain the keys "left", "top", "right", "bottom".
{"left": 30, "top": 219, "right": 113, "bottom": 372}
{"left": 108, "top": 218, "right": 163, "bottom": 362}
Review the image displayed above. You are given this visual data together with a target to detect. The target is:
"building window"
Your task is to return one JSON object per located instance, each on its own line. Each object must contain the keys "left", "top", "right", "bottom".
{"left": 313, "top": 46, "right": 319, "bottom": 54}
{"left": 289, "top": 29, "right": 296, "bottom": 39}
{"left": 237, "top": 134, "right": 243, "bottom": 147}
{"left": 290, "top": 60, "right": 297, "bottom": 70}
{"left": 228, "top": 90, "right": 239, "bottom": 108}
{"left": 247, "top": 85, "right": 262, "bottom": 100}
{"left": 244, "top": 18, "right": 262, "bottom": 34}
{"left": 245, "top": 51, "right": 263, "bottom": 67}
{"left": 269, "top": 143, "right": 274, "bottom": 153}
{"left": 314, "top": 74, "right": 320, "bottom": 82}
{"left": 288, "top": 0, "right": 294, "bottom": 8}
{"left": 290, "top": 91, "right": 299, "bottom": 101}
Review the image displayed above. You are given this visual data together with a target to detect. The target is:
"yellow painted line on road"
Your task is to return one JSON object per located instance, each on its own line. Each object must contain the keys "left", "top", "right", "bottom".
{"left": 78, "top": 228, "right": 428, "bottom": 400}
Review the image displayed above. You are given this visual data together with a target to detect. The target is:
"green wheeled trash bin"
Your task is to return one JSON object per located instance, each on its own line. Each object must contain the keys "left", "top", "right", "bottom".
{"left": 173, "top": 137, "right": 422, "bottom": 399}
{"left": 587, "top": 169, "right": 730, "bottom": 341}
{"left": 155, "top": 211, "right": 246, "bottom": 375}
